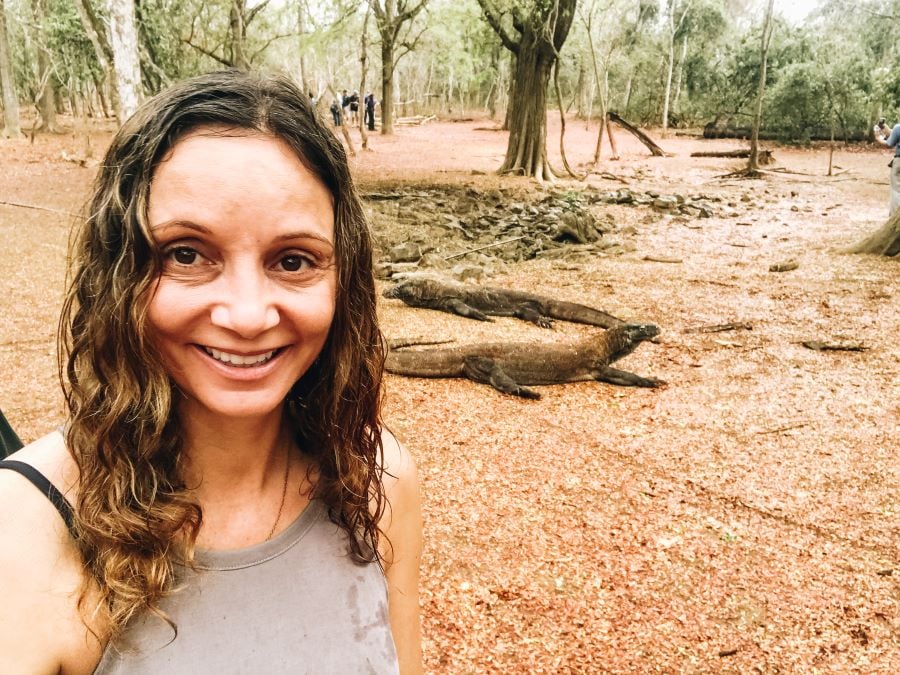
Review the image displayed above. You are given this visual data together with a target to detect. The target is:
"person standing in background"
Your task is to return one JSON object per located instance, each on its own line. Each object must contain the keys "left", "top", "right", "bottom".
{"left": 877, "top": 121, "right": 900, "bottom": 216}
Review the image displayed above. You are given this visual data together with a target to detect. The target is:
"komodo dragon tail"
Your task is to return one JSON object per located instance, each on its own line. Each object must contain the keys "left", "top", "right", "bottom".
{"left": 544, "top": 299, "right": 625, "bottom": 329}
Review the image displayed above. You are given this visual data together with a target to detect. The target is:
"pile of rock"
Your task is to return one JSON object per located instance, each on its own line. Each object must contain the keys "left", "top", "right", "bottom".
{"left": 367, "top": 188, "right": 621, "bottom": 280}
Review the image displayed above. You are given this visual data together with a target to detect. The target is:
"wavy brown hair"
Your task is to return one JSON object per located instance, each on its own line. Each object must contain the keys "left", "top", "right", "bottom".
{"left": 59, "top": 70, "right": 386, "bottom": 639}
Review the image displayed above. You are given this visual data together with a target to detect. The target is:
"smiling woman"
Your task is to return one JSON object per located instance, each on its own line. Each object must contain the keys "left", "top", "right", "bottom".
{"left": 0, "top": 72, "right": 422, "bottom": 674}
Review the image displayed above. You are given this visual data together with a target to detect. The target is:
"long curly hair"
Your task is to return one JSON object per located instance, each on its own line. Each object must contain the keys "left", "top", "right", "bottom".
{"left": 58, "top": 71, "right": 386, "bottom": 639}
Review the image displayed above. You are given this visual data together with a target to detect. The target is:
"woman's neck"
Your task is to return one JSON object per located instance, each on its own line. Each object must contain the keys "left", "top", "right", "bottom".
{"left": 178, "top": 403, "right": 288, "bottom": 495}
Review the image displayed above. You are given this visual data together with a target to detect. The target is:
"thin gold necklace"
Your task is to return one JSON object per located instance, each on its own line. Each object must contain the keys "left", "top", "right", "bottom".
{"left": 265, "top": 442, "right": 290, "bottom": 541}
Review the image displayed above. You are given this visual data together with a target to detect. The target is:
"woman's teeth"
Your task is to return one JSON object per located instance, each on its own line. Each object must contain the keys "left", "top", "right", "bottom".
{"left": 204, "top": 347, "right": 277, "bottom": 367}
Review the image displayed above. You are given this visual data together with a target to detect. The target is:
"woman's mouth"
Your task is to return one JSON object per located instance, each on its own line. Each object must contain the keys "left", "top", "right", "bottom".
{"left": 202, "top": 346, "right": 280, "bottom": 367}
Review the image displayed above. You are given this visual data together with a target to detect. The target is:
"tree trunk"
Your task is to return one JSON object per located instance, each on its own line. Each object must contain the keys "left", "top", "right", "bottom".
{"left": 297, "top": 2, "right": 310, "bottom": 94}
{"left": 503, "top": 51, "right": 515, "bottom": 131}
{"left": 662, "top": 25, "right": 675, "bottom": 133}
{"left": 848, "top": 210, "right": 900, "bottom": 256}
{"left": 623, "top": 71, "right": 634, "bottom": 118}
{"left": 380, "top": 37, "right": 394, "bottom": 134}
{"left": 228, "top": 0, "right": 249, "bottom": 70}
{"left": 748, "top": 0, "right": 775, "bottom": 173}
{"left": 106, "top": 0, "right": 143, "bottom": 123}
{"left": 358, "top": 7, "right": 370, "bottom": 149}
{"left": 0, "top": 0, "right": 22, "bottom": 138}
{"left": 672, "top": 35, "right": 688, "bottom": 118}
{"left": 501, "top": 30, "right": 553, "bottom": 180}
{"left": 74, "top": 0, "right": 116, "bottom": 115}
{"left": 31, "top": 0, "right": 61, "bottom": 132}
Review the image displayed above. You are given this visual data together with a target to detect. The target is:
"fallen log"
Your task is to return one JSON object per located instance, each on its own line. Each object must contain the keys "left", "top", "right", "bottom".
{"left": 607, "top": 111, "right": 667, "bottom": 157}
{"left": 691, "top": 149, "right": 774, "bottom": 165}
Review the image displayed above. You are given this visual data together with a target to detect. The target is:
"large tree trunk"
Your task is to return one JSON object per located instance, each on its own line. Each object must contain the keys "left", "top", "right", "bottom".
{"left": 848, "top": 211, "right": 900, "bottom": 256}
{"left": 106, "top": 0, "right": 143, "bottom": 122}
{"left": 501, "top": 30, "right": 553, "bottom": 180}
{"left": 0, "top": 0, "right": 22, "bottom": 138}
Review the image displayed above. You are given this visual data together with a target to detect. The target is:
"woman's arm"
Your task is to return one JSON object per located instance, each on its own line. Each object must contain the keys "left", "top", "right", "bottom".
{"left": 379, "top": 431, "right": 424, "bottom": 675}
{"left": 0, "top": 434, "right": 103, "bottom": 674}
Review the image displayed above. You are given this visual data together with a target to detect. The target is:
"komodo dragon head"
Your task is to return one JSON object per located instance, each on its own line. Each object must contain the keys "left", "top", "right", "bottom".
{"left": 604, "top": 323, "right": 661, "bottom": 362}
{"left": 382, "top": 278, "right": 439, "bottom": 302}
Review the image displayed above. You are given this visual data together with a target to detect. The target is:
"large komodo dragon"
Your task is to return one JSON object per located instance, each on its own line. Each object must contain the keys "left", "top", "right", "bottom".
{"left": 383, "top": 277, "right": 624, "bottom": 329}
{"left": 385, "top": 323, "right": 664, "bottom": 399}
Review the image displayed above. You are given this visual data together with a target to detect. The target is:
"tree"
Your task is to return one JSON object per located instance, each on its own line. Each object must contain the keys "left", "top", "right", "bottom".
{"left": 0, "top": 0, "right": 22, "bottom": 138}
{"left": 660, "top": 0, "right": 693, "bottom": 134}
{"left": 107, "top": 0, "right": 143, "bottom": 121}
{"left": 369, "top": 0, "right": 428, "bottom": 135}
{"left": 30, "top": 0, "right": 62, "bottom": 133}
{"left": 748, "top": 0, "right": 774, "bottom": 173}
{"left": 848, "top": 211, "right": 900, "bottom": 257}
{"left": 478, "top": 0, "right": 576, "bottom": 181}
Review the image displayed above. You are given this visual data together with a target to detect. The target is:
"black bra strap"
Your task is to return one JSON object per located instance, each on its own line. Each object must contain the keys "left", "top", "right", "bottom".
{"left": 0, "top": 460, "right": 75, "bottom": 533}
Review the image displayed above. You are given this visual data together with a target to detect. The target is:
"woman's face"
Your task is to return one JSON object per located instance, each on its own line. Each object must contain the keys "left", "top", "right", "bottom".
{"left": 146, "top": 129, "right": 337, "bottom": 422}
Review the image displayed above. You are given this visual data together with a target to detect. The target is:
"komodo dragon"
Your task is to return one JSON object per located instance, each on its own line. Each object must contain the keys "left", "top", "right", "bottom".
{"left": 383, "top": 277, "right": 624, "bottom": 329}
{"left": 385, "top": 323, "right": 664, "bottom": 399}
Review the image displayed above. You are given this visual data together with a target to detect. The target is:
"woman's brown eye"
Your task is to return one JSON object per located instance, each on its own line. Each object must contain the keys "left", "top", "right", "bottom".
{"left": 281, "top": 255, "right": 307, "bottom": 272}
{"left": 172, "top": 247, "right": 197, "bottom": 265}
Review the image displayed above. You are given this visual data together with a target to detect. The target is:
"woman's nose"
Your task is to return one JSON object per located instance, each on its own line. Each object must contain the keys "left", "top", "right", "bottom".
{"left": 210, "top": 268, "right": 280, "bottom": 338}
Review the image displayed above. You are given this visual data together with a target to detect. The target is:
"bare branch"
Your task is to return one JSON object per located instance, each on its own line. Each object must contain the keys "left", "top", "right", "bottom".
{"left": 476, "top": 0, "right": 520, "bottom": 54}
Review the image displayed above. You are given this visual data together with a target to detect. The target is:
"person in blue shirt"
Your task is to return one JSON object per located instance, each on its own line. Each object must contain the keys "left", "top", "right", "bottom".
{"left": 877, "top": 122, "right": 900, "bottom": 216}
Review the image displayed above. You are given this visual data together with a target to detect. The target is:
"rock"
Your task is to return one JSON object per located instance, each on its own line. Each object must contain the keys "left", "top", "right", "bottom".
{"left": 373, "top": 262, "right": 394, "bottom": 280}
{"left": 389, "top": 242, "right": 423, "bottom": 263}
{"left": 450, "top": 264, "right": 485, "bottom": 282}
{"left": 653, "top": 196, "right": 679, "bottom": 211}
{"left": 769, "top": 259, "right": 799, "bottom": 273}
{"left": 418, "top": 252, "right": 445, "bottom": 268}
{"left": 553, "top": 210, "right": 599, "bottom": 244}
{"left": 647, "top": 190, "right": 661, "bottom": 198}
{"left": 614, "top": 189, "right": 635, "bottom": 204}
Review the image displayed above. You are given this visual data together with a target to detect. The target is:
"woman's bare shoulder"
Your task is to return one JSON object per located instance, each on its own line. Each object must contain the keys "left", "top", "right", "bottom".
{"left": 0, "top": 430, "right": 100, "bottom": 673}
{"left": 379, "top": 427, "right": 417, "bottom": 489}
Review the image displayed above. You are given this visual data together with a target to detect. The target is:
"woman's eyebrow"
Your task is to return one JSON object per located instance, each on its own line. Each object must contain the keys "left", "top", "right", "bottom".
{"left": 275, "top": 231, "right": 334, "bottom": 246}
{"left": 150, "top": 220, "right": 212, "bottom": 235}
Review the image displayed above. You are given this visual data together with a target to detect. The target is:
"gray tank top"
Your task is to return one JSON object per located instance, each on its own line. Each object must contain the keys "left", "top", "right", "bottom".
{"left": 94, "top": 499, "right": 398, "bottom": 674}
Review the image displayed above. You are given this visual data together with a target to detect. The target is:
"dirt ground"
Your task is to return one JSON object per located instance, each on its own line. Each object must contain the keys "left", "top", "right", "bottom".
{"left": 0, "top": 112, "right": 897, "bottom": 673}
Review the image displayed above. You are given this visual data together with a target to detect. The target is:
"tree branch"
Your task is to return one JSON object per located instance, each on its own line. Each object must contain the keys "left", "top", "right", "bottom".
{"left": 246, "top": 0, "right": 272, "bottom": 26}
{"left": 476, "top": 0, "right": 520, "bottom": 54}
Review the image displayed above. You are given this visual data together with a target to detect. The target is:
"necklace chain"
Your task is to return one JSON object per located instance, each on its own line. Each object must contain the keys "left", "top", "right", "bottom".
{"left": 266, "top": 442, "right": 290, "bottom": 541}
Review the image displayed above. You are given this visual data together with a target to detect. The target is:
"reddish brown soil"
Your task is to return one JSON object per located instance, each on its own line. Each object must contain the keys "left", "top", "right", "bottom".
{"left": 1, "top": 113, "right": 897, "bottom": 673}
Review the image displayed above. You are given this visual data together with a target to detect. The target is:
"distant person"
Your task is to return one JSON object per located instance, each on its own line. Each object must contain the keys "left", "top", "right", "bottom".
{"left": 341, "top": 89, "right": 350, "bottom": 123}
{"left": 329, "top": 94, "right": 342, "bottom": 126}
{"left": 874, "top": 118, "right": 890, "bottom": 141}
{"left": 365, "top": 93, "right": 376, "bottom": 131}
{"left": 877, "top": 121, "right": 900, "bottom": 216}
{"left": 349, "top": 91, "right": 360, "bottom": 125}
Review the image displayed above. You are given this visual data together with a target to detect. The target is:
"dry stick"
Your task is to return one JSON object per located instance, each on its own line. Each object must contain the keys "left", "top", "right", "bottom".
{"left": 443, "top": 236, "right": 526, "bottom": 261}
{"left": 684, "top": 322, "right": 753, "bottom": 334}
{"left": 754, "top": 422, "right": 809, "bottom": 435}
{"left": 0, "top": 200, "right": 78, "bottom": 217}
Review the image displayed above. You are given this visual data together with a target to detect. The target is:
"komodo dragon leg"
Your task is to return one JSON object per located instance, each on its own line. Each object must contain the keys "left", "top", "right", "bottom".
{"left": 440, "top": 299, "right": 493, "bottom": 322}
{"left": 463, "top": 356, "right": 541, "bottom": 399}
{"left": 593, "top": 366, "right": 665, "bottom": 388}
{"left": 513, "top": 304, "right": 554, "bottom": 328}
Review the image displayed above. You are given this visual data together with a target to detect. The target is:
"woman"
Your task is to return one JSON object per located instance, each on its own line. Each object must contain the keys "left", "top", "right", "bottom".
{"left": 0, "top": 71, "right": 422, "bottom": 673}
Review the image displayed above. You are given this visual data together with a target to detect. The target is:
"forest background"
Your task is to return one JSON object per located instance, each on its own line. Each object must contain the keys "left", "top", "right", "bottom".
{"left": 1, "top": 0, "right": 900, "bottom": 144}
